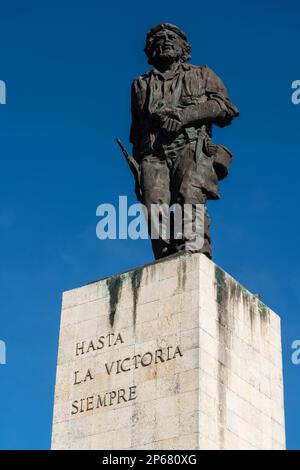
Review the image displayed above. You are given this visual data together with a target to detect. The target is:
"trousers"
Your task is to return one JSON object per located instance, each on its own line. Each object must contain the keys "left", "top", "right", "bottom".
{"left": 140, "top": 141, "right": 212, "bottom": 259}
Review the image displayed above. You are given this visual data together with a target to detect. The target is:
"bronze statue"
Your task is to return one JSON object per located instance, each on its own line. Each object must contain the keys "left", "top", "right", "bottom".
{"left": 125, "top": 23, "right": 239, "bottom": 259}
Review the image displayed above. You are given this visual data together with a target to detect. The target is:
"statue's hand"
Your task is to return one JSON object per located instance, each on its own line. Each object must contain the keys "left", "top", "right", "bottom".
{"left": 175, "top": 107, "right": 192, "bottom": 127}
{"left": 151, "top": 105, "right": 180, "bottom": 125}
{"left": 152, "top": 106, "right": 187, "bottom": 134}
{"left": 160, "top": 107, "right": 185, "bottom": 133}
{"left": 162, "top": 116, "right": 182, "bottom": 133}
{"left": 151, "top": 105, "right": 172, "bottom": 125}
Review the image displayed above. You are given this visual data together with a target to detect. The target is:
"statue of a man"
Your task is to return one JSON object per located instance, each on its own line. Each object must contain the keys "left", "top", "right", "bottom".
{"left": 129, "top": 23, "right": 239, "bottom": 259}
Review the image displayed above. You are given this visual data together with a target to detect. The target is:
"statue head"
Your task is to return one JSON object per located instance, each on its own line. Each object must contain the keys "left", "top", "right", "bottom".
{"left": 144, "top": 23, "right": 192, "bottom": 67}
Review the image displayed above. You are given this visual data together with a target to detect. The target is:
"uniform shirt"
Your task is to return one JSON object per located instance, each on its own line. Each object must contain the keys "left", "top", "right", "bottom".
{"left": 130, "top": 62, "right": 239, "bottom": 160}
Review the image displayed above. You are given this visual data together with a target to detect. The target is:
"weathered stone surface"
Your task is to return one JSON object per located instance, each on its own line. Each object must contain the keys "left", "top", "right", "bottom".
{"left": 51, "top": 253, "right": 285, "bottom": 450}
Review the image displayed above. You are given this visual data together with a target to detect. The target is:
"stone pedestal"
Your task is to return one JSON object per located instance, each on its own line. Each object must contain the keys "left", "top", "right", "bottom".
{"left": 51, "top": 253, "right": 285, "bottom": 450}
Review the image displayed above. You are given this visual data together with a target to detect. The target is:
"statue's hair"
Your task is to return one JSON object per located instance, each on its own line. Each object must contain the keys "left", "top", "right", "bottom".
{"left": 144, "top": 23, "right": 192, "bottom": 65}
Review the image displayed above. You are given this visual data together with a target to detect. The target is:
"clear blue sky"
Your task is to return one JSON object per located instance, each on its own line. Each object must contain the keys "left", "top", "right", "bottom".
{"left": 0, "top": 0, "right": 299, "bottom": 449}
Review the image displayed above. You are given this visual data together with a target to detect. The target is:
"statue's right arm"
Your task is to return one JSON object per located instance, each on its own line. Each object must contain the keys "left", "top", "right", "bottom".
{"left": 129, "top": 79, "right": 142, "bottom": 161}
{"left": 129, "top": 80, "right": 139, "bottom": 144}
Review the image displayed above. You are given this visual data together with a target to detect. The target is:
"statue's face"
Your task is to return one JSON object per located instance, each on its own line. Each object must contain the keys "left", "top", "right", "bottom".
{"left": 150, "top": 29, "right": 183, "bottom": 63}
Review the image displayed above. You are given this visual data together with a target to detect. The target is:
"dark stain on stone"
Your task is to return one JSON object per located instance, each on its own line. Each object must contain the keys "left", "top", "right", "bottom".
{"left": 214, "top": 265, "right": 231, "bottom": 450}
{"left": 258, "top": 299, "right": 270, "bottom": 322}
{"left": 130, "top": 268, "right": 143, "bottom": 327}
{"left": 173, "top": 373, "right": 180, "bottom": 394}
{"left": 249, "top": 299, "right": 255, "bottom": 333}
{"left": 106, "top": 275, "right": 123, "bottom": 328}
{"left": 229, "top": 280, "right": 237, "bottom": 301}
{"left": 215, "top": 266, "right": 226, "bottom": 305}
{"left": 228, "top": 279, "right": 242, "bottom": 306}
{"left": 131, "top": 406, "right": 141, "bottom": 426}
{"left": 256, "top": 297, "right": 270, "bottom": 337}
{"left": 236, "top": 282, "right": 242, "bottom": 298}
{"left": 177, "top": 256, "right": 187, "bottom": 292}
{"left": 148, "top": 264, "right": 157, "bottom": 282}
{"left": 167, "top": 373, "right": 180, "bottom": 395}
{"left": 242, "top": 289, "right": 255, "bottom": 333}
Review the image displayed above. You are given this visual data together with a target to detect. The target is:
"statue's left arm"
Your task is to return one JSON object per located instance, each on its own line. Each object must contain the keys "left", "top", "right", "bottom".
{"left": 179, "top": 66, "right": 239, "bottom": 128}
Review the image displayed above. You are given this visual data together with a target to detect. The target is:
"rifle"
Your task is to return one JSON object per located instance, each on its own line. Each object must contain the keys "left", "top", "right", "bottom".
{"left": 116, "top": 138, "right": 142, "bottom": 202}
